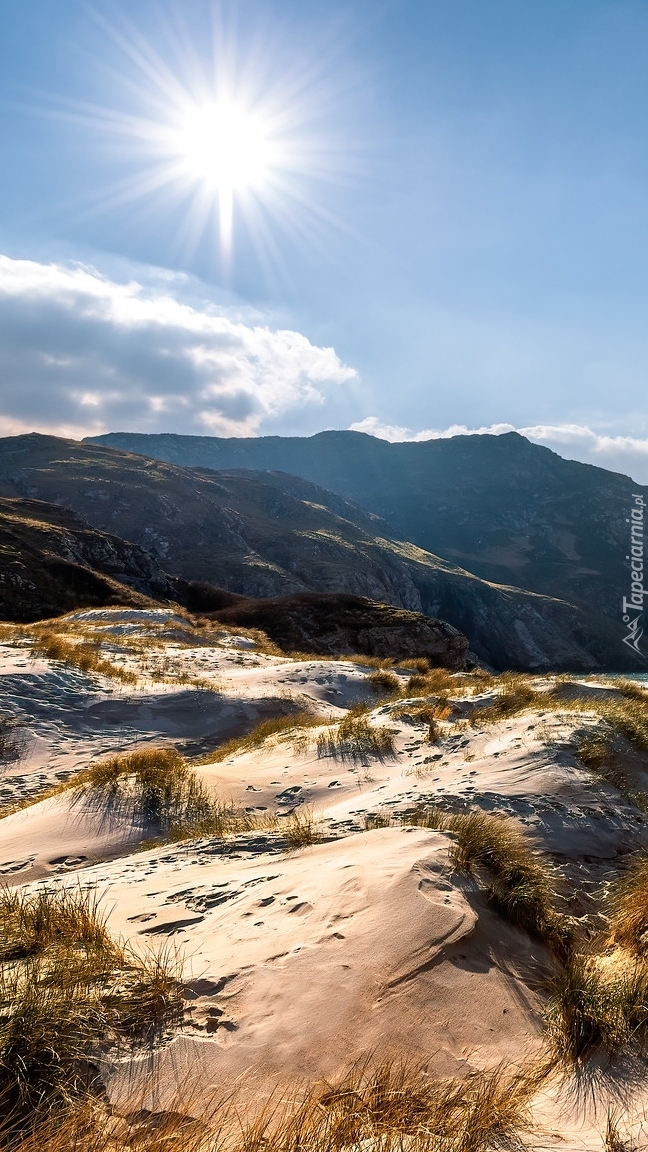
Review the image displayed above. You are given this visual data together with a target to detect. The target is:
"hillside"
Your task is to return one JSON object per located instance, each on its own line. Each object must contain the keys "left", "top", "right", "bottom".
{"left": 0, "top": 433, "right": 618, "bottom": 670}
{"left": 89, "top": 429, "right": 647, "bottom": 641}
{"left": 0, "top": 496, "right": 176, "bottom": 621}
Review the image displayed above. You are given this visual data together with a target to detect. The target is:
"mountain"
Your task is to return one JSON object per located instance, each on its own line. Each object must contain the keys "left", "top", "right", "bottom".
{"left": 89, "top": 429, "right": 647, "bottom": 646}
{"left": 0, "top": 496, "right": 176, "bottom": 621}
{"left": 0, "top": 433, "right": 624, "bottom": 671}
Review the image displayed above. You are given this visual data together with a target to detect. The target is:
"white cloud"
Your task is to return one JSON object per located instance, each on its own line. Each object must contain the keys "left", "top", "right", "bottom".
{"left": 350, "top": 417, "right": 648, "bottom": 483}
{"left": 0, "top": 255, "right": 356, "bottom": 439}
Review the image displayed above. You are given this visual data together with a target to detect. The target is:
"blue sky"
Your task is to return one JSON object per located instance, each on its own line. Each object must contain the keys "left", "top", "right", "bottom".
{"left": 2, "top": 0, "right": 648, "bottom": 477}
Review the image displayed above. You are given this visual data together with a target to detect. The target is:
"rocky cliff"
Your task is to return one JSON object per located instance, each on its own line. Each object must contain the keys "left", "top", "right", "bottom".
{"left": 0, "top": 433, "right": 620, "bottom": 670}
{"left": 88, "top": 429, "right": 647, "bottom": 658}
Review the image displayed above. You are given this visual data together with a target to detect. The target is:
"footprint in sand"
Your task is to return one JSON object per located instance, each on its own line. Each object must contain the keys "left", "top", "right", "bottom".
{"left": 49, "top": 855, "right": 88, "bottom": 868}
{"left": 0, "top": 857, "right": 36, "bottom": 874}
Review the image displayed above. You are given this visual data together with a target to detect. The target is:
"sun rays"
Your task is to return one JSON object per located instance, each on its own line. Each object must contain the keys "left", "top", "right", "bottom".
{"left": 42, "top": 7, "right": 350, "bottom": 277}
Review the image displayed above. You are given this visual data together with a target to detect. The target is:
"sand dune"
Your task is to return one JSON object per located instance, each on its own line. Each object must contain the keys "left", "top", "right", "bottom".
{"left": 2, "top": 606, "right": 648, "bottom": 1147}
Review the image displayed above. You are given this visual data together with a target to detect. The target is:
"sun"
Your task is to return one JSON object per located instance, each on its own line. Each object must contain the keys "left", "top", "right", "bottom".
{"left": 176, "top": 101, "right": 274, "bottom": 194}
{"left": 163, "top": 97, "right": 282, "bottom": 264}
{"left": 62, "top": 10, "right": 348, "bottom": 276}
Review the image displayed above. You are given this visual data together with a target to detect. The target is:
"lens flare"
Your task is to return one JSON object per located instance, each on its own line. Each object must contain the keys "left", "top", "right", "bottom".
{"left": 168, "top": 99, "right": 278, "bottom": 259}
{"left": 43, "top": 8, "right": 353, "bottom": 278}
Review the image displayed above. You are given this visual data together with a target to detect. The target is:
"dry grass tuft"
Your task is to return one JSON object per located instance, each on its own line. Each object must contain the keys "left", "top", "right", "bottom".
{"left": 406, "top": 808, "right": 568, "bottom": 954}
{"left": 208, "top": 711, "right": 323, "bottom": 763}
{"left": 0, "top": 717, "right": 21, "bottom": 764}
{"left": 402, "top": 667, "right": 458, "bottom": 698}
{"left": 2, "top": 1056, "right": 544, "bottom": 1152}
{"left": 608, "top": 854, "right": 648, "bottom": 956}
{"left": 0, "top": 887, "right": 183, "bottom": 1138}
{"left": 317, "top": 710, "right": 395, "bottom": 763}
{"left": 0, "top": 887, "right": 118, "bottom": 964}
{"left": 73, "top": 747, "right": 213, "bottom": 833}
{"left": 282, "top": 807, "right": 319, "bottom": 849}
{"left": 366, "top": 669, "right": 401, "bottom": 698}
{"left": 471, "top": 673, "right": 539, "bottom": 722}
{"left": 605, "top": 1111, "right": 636, "bottom": 1152}
{"left": 391, "top": 701, "right": 452, "bottom": 740}
{"left": 32, "top": 632, "right": 136, "bottom": 684}
{"left": 364, "top": 811, "right": 393, "bottom": 829}
{"left": 544, "top": 953, "right": 648, "bottom": 1065}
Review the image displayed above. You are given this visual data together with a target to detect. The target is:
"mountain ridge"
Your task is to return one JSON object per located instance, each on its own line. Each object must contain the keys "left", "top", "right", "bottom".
{"left": 88, "top": 429, "right": 647, "bottom": 643}
{"left": 0, "top": 432, "right": 617, "bottom": 670}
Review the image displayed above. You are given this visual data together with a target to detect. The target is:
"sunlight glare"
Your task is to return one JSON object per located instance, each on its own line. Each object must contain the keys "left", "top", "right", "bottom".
{"left": 178, "top": 102, "right": 273, "bottom": 193}
{"left": 170, "top": 100, "right": 278, "bottom": 262}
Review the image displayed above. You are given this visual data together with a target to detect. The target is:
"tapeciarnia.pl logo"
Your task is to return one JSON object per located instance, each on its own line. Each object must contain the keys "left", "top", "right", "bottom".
{"left": 622, "top": 493, "right": 646, "bottom": 656}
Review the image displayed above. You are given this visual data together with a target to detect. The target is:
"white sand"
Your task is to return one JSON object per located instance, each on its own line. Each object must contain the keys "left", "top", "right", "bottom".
{"left": 2, "top": 607, "right": 648, "bottom": 1147}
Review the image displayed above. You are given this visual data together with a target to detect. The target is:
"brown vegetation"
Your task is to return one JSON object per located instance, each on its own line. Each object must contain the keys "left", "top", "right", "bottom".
{"left": 208, "top": 711, "right": 323, "bottom": 763}
{"left": 32, "top": 631, "right": 136, "bottom": 684}
{"left": 73, "top": 747, "right": 213, "bottom": 832}
{"left": 1, "top": 1055, "right": 544, "bottom": 1152}
{"left": 0, "top": 887, "right": 182, "bottom": 1138}
{"left": 406, "top": 809, "right": 569, "bottom": 955}
{"left": 367, "top": 669, "right": 401, "bottom": 697}
{"left": 317, "top": 710, "right": 395, "bottom": 763}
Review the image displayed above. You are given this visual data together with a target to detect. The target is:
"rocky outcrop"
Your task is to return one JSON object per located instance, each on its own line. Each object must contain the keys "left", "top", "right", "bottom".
{"left": 0, "top": 434, "right": 622, "bottom": 670}
{"left": 205, "top": 590, "right": 470, "bottom": 667}
{"left": 0, "top": 497, "right": 175, "bottom": 621}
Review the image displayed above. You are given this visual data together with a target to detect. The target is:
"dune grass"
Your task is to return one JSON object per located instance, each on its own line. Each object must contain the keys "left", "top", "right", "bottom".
{"left": 544, "top": 953, "right": 648, "bottom": 1065}
{"left": 281, "top": 806, "right": 319, "bottom": 849}
{"left": 607, "top": 854, "right": 648, "bottom": 956}
{"left": 316, "top": 708, "right": 395, "bottom": 763}
{"left": 366, "top": 669, "right": 401, "bottom": 698}
{"left": 0, "top": 887, "right": 118, "bottom": 964}
{"left": 406, "top": 808, "right": 569, "bottom": 955}
{"left": 0, "top": 886, "right": 183, "bottom": 1138}
{"left": 73, "top": 747, "right": 214, "bottom": 832}
{"left": 2, "top": 1056, "right": 544, "bottom": 1152}
{"left": 207, "top": 711, "right": 323, "bottom": 764}
{"left": 0, "top": 717, "right": 20, "bottom": 764}
{"left": 470, "top": 673, "right": 539, "bottom": 722}
{"left": 32, "top": 631, "right": 136, "bottom": 684}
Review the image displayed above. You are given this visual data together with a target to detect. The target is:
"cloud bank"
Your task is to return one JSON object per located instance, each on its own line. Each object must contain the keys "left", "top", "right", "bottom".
{"left": 350, "top": 417, "right": 648, "bottom": 484}
{"left": 0, "top": 251, "right": 646, "bottom": 484}
{"left": 0, "top": 255, "right": 356, "bottom": 439}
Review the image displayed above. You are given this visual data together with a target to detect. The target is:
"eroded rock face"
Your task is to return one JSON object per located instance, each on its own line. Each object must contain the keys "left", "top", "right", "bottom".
{"left": 0, "top": 497, "right": 175, "bottom": 621}
{"left": 211, "top": 591, "right": 470, "bottom": 668}
{"left": 88, "top": 428, "right": 648, "bottom": 670}
{"left": 0, "top": 434, "right": 627, "bottom": 670}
